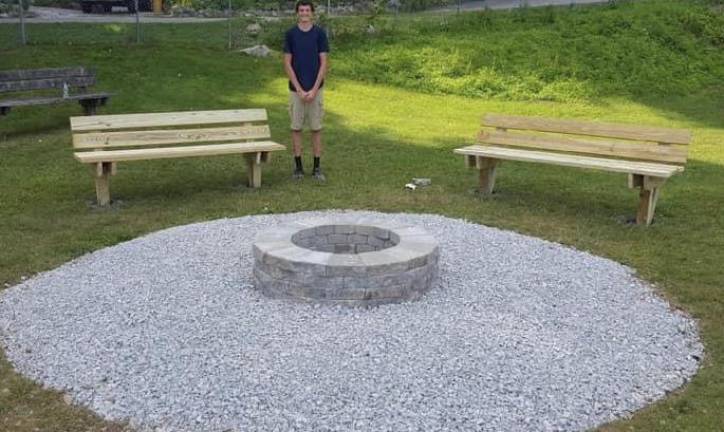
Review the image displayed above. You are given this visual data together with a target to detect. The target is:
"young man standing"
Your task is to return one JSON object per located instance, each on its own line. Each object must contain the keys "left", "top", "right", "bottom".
{"left": 283, "top": 0, "right": 329, "bottom": 181}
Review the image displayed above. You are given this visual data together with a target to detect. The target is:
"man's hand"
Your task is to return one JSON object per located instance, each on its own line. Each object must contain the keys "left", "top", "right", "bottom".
{"left": 304, "top": 88, "right": 318, "bottom": 102}
{"left": 296, "top": 89, "right": 307, "bottom": 101}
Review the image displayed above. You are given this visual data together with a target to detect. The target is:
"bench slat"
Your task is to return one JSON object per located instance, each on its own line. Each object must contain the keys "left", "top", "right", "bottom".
{"left": 484, "top": 114, "right": 692, "bottom": 145}
{"left": 454, "top": 145, "right": 683, "bottom": 178}
{"left": 0, "top": 76, "right": 97, "bottom": 93}
{"left": 0, "top": 67, "right": 90, "bottom": 82}
{"left": 73, "top": 125, "right": 272, "bottom": 149}
{"left": 74, "top": 141, "right": 286, "bottom": 163}
{"left": 1, "top": 93, "right": 111, "bottom": 108}
{"left": 479, "top": 130, "right": 688, "bottom": 164}
{"left": 70, "top": 109, "right": 268, "bottom": 132}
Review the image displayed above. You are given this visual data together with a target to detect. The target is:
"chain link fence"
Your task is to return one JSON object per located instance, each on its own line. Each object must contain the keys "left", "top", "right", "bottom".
{"left": 1, "top": 0, "right": 459, "bottom": 50}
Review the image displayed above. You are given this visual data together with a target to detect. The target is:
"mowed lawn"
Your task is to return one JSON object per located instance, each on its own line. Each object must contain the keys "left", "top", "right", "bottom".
{"left": 1, "top": 1, "right": 723, "bottom": 431}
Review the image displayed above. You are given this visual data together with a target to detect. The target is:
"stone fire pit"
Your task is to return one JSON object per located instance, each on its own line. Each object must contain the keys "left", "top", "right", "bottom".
{"left": 252, "top": 217, "right": 439, "bottom": 307}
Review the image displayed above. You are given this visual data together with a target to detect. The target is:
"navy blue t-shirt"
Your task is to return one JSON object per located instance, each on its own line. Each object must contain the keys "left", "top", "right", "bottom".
{"left": 283, "top": 24, "right": 330, "bottom": 92}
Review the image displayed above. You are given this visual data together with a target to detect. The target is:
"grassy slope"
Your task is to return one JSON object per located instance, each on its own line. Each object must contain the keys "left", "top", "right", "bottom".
{"left": 1, "top": 1, "right": 723, "bottom": 430}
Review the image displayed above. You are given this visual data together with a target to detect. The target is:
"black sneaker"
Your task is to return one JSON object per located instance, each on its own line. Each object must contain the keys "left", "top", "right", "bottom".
{"left": 312, "top": 168, "right": 326, "bottom": 182}
{"left": 292, "top": 168, "right": 304, "bottom": 180}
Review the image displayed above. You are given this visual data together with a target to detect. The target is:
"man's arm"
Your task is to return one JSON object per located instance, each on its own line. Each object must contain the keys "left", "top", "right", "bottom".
{"left": 307, "top": 53, "right": 328, "bottom": 101}
{"left": 284, "top": 53, "right": 307, "bottom": 99}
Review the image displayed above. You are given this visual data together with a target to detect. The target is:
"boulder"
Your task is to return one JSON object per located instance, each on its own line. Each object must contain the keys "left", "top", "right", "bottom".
{"left": 170, "top": 4, "right": 195, "bottom": 17}
{"left": 240, "top": 45, "right": 272, "bottom": 58}
{"left": 246, "top": 23, "right": 262, "bottom": 35}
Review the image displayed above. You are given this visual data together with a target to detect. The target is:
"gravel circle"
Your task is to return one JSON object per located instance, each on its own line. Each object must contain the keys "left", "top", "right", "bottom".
{"left": 0, "top": 211, "right": 702, "bottom": 432}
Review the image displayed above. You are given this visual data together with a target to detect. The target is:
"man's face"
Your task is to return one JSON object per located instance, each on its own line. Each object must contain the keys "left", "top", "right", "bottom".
{"left": 297, "top": 5, "right": 313, "bottom": 23}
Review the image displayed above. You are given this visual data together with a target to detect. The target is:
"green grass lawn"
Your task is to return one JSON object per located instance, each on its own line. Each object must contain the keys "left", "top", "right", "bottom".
{"left": 1, "top": 0, "right": 723, "bottom": 430}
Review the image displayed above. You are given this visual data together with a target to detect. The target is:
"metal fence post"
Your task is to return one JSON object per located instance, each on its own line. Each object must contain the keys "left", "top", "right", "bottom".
{"left": 19, "top": 0, "right": 27, "bottom": 45}
{"left": 135, "top": 0, "right": 141, "bottom": 43}
{"left": 227, "top": 0, "right": 232, "bottom": 50}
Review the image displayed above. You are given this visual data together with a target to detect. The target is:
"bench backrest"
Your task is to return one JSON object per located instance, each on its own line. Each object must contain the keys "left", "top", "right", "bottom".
{"left": 70, "top": 109, "right": 271, "bottom": 151}
{"left": 479, "top": 114, "right": 691, "bottom": 166}
{"left": 0, "top": 67, "right": 97, "bottom": 94}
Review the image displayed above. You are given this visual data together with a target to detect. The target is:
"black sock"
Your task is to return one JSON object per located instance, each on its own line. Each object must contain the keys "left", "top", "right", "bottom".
{"left": 294, "top": 156, "right": 303, "bottom": 171}
{"left": 313, "top": 157, "right": 320, "bottom": 171}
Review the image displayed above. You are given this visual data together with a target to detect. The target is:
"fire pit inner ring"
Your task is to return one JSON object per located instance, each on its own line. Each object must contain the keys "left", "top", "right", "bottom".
{"left": 252, "top": 218, "right": 439, "bottom": 307}
{"left": 291, "top": 225, "right": 399, "bottom": 254}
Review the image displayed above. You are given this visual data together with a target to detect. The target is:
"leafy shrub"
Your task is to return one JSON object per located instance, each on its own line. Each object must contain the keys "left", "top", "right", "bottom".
{"left": 680, "top": 9, "right": 724, "bottom": 46}
{"left": 330, "top": 1, "right": 724, "bottom": 102}
{"left": 398, "top": 0, "right": 452, "bottom": 12}
{"left": 165, "top": 0, "right": 287, "bottom": 11}
{"left": 165, "top": 0, "right": 455, "bottom": 13}
{"left": 0, "top": 0, "right": 31, "bottom": 12}
{"left": 30, "top": 0, "right": 76, "bottom": 7}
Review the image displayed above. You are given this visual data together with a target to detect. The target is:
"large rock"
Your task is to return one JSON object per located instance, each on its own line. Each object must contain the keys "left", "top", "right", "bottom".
{"left": 169, "top": 4, "right": 195, "bottom": 17}
{"left": 245, "top": 23, "right": 262, "bottom": 36}
{"left": 240, "top": 45, "right": 272, "bottom": 58}
{"left": 199, "top": 8, "right": 226, "bottom": 18}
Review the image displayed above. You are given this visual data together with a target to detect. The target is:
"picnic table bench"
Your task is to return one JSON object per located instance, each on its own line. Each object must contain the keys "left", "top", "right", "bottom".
{"left": 70, "top": 109, "right": 286, "bottom": 206}
{"left": 454, "top": 114, "right": 692, "bottom": 225}
{"left": 1, "top": 67, "right": 111, "bottom": 116}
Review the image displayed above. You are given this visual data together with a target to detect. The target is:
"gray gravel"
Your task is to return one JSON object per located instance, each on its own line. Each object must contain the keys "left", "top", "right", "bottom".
{"left": 0, "top": 211, "right": 702, "bottom": 432}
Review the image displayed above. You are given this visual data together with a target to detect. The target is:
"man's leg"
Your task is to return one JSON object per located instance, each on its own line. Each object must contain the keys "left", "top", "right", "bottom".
{"left": 311, "top": 130, "right": 322, "bottom": 157}
{"left": 310, "top": 91, "right": 325, "bottom": 181}
{"left": 292, "top": 130, "right": 304, "bottom": 156}
{"left": 311, "top": 130, "right": 325, "bottom": 181}
{"left": 292, "top": 129, "right": 304, "bottom": 179}
{"left": 290, "top": 92, "right": 305, "bottom": 179}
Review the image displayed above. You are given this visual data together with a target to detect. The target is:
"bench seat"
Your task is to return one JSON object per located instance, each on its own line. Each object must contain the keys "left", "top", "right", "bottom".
{"left": 74, "top": 141, "right": 285, "bottom": 164}
{"left": 1, "top": 92, "right": 111, "bottom": 107}
{"left": 454, "top": 145, "right": 684, "bottom": 178}
{"left": 454, "top": 114, "right": 692, "bottom": 225}
{"left": 70, "top": 108, "right": 286, "bottom": 206}
{"left": 0, "top": 67, "right": 111, "bottom": 116}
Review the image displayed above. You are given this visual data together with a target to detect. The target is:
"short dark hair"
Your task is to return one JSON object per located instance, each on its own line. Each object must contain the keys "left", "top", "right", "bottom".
{"left": 295, "top": 1, "right": 314, "bottom": 12}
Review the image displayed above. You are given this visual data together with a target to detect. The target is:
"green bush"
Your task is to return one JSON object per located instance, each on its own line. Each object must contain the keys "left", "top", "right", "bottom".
{"left": 165, "top": 0, "right": 289, "bottom": 11}
{"left": 31, "top": 0, "right": 76, "bottom": 7}
{"left": 0, "top": 0, "right": 31, "bottom": 12}
{"left": 398, "top": 0, "right": 453, "bottom": 12}
{"left": 165, "top": 0, "right": 455, "bottom": 13}
{"left": 329, "top": 1, "right": 724, "bottom": 102}
{"left": 680, "top": 8, "right": 724, "bottom": 45}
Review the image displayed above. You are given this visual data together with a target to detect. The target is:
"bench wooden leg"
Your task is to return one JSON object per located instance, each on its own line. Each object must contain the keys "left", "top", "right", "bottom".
{"left": 629, "top": 174, "right": 666, "bottom": 225}
{"left": 245, "top": 153, "right": 262, "bottom": 188}
{"left": 79, "top": 99, "right": 98, "bottom": 116}
{"left": 476, "top": 157, "right": 499, "bottom": 195}
{"left": 91, "top": 162, "right": 115, "bottom": 206}
{"left": 465, "top": 155, "right": 477, "bottom": 168}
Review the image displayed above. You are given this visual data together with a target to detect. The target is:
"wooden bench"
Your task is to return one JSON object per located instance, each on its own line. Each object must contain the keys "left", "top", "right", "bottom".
{"left": 1, "top": 67, "right": 111, "bottom": 116}
{"left": 454, "top": 114, "right": 692, "bottom": 225}
{"left": 70, "top": 109, "right": 286, "bottom": 206}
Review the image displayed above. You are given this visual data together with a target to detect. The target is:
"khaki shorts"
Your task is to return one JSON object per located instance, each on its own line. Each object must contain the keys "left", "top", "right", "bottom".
{"left": 289, "top": 89, "right": 324, "bottom": 131}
